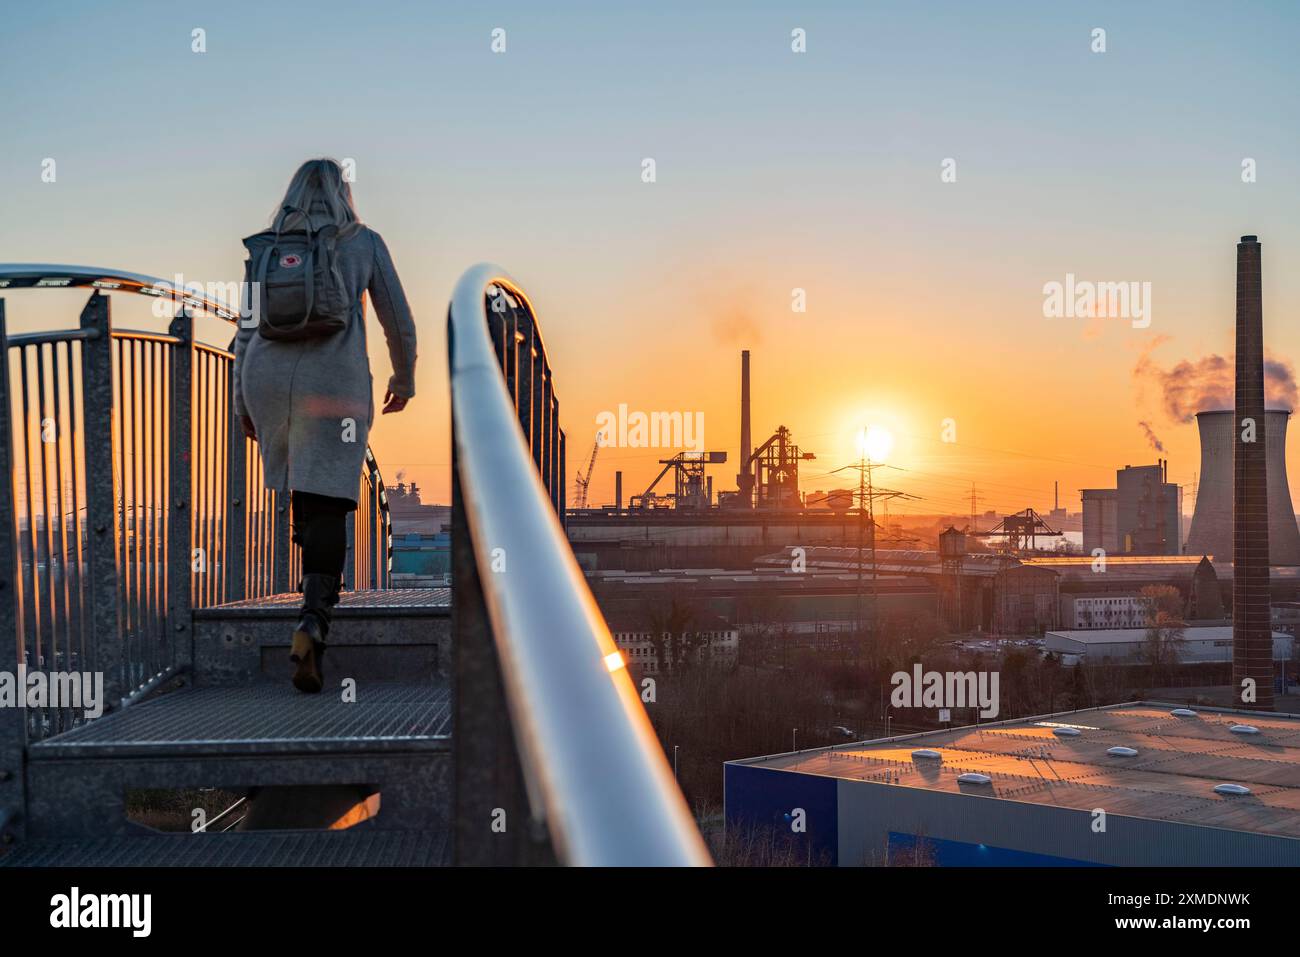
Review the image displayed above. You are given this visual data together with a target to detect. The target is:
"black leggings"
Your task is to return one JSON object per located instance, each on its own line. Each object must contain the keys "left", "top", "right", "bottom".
{"left": 291, "top": 490, "right": 355, "bottom": 577}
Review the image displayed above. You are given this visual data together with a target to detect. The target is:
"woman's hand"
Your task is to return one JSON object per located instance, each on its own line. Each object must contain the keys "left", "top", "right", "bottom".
{"left": 382, "top": 391, "right": 409, "bottom": 414}
{"left": 240, "top": 415, "right": 257, "bottom": 441}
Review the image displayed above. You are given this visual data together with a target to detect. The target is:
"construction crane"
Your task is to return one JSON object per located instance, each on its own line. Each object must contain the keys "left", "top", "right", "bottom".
{"left": 573, "top": 432, "right": 603, "bottom": 509}
{"left": 630, "top": 451, "right": 727, "bottom": 511}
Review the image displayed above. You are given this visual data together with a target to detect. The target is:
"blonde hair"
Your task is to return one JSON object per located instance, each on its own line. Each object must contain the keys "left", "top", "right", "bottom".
{"left": 271, "top": 158, "right": 359, "bottom": 232}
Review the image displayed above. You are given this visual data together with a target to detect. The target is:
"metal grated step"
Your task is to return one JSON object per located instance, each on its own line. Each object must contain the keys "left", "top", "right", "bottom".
{"left": 0, "top": 826, "right": 451, "bottom": 867}
{"left": 29, "top": 682, "right": 452, "bottom": 759}
{"left": 199, "top": 588, "right": 451, "bottom": 618}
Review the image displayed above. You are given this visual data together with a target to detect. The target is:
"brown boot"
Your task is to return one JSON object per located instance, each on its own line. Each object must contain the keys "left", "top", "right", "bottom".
{"left": 289, "top": 573, "right": 339, "bottom": 694}
{"left": 290, "top": 629, "right": 323, "bottom": 694}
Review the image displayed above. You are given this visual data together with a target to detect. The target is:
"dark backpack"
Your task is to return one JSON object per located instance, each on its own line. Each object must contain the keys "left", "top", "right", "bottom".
{"left": 243, "top": 207, "right": 357, "bottom": 341}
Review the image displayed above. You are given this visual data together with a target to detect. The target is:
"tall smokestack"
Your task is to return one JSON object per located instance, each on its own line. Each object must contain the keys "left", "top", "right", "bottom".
{"left": 1233, "top": 235, "right": 1273, "bottom": 710}
{"left": 615, "top": 470, "right": 623, "bottom": 512}
{"left": 738, "top": 350, "right": 753, "bottom": 507}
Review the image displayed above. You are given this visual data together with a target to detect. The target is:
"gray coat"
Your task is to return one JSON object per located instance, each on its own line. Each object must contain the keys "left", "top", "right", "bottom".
{"left": 232, "top": 225, "right": 418, "bottom": 502}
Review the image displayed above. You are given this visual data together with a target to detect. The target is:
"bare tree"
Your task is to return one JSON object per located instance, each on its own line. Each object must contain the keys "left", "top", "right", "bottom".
{"left": 642, "top": 590, "right": 701, "bottom": 672}
{"left": 1140, "top": 584, "right": 1186, "bottom": 683}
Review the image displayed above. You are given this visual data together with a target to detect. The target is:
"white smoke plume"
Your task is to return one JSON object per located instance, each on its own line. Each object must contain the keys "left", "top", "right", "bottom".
{"left": 1134, "top": 338, "right": 1299, "bottom": 423}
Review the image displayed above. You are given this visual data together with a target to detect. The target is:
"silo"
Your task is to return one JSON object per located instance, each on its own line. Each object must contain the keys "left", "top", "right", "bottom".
{"left": 1184, "top": 409, "right": 1300, "bottom": 565}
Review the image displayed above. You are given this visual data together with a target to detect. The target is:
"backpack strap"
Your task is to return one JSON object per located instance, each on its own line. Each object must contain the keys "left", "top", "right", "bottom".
{"left": 252, "top": 243, "right": 276, "bottom": 327}
{"left": 276, "top": 204, "right": 316, "bottom": 325}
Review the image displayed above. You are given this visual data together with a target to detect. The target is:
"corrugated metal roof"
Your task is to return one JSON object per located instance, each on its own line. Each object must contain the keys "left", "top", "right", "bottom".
{"left": 734, "top": 702, "right": 1300, "bottom": 838}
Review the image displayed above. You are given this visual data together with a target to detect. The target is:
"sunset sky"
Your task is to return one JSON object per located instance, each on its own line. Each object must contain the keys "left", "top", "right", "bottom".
{"left": 4, "top": 1, "right": 1300, "bottom": 517}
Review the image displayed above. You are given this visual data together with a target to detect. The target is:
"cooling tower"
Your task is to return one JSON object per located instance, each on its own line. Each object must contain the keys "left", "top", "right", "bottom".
{"left": 1185, "top": 408, "right": 1300, "bottom": 565}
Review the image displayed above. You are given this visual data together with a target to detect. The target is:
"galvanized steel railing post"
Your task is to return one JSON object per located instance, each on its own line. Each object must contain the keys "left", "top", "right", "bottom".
{"left": 167, "top": 313, "right": 194, "bottom": 672}
{"left": 79, "top": 293, "right": 123, "bottom": 707}
{"left": 0, "top": 299, "right": 28, "bottom": 844}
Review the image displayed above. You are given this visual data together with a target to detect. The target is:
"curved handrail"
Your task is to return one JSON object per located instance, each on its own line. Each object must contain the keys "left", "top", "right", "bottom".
{"left": 0, "top": 263, "right": 239, "bottom": 319}
{"left": 448, "top": 263, "right": 711, "bottom": 866}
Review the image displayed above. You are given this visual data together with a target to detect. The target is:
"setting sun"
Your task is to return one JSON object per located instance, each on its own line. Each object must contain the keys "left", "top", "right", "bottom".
{"left": 859, "top": 425, "right": 895, "bottom": 463}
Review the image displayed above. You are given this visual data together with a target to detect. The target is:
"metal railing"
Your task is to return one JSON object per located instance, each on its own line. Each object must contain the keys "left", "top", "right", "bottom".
{"left": 448, "top": 263, "right": 710, "bottom": 866}
{"left": 0, "top": 265, "right": 393, "bottom": 731}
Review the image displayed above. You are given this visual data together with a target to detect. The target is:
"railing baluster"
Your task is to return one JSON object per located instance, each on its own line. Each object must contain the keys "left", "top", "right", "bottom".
{"left": 115, "top": 336, "right": 131, "bottom": 685}
{"left": 516, "top": 314, "right": 534, "bottom": 453}
{"left": 273, "top": 491, "right": 291, "bottom": 595}
{"left": 541, "top": 373, "right": 553, "bottom": 503}
{"left": 530, "top": 333, "right": 544, "bottom": 474}
{"left": 17, "top": 346, "right": 41, "bottom": 703}
{"left": 215, "top": 350, "right": 230, "bottom": 605}
{"left": 140, "top": 340, "right": 152, "bottom": 681}
{"left": 343, "top": 509, "right": 356, "bottom": 592}
{"left": 34, "top": 344, "right": 62, "bottom": 730}
{"left": 557, "top": 410, "right": 566, "bottom": 524}
{"left": 368, "top": 465, "right": 381, "bottom": 588}
{"left": 67, "top": 339, "right": 88, "bottom": 705}
{"left": 49, "top": 341, "right": 74, "bottom": 732}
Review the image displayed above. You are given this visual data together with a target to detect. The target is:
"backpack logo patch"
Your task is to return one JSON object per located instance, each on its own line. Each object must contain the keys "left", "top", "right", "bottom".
{"left": 280, "top": 254, "right": 303, "bottom": 268}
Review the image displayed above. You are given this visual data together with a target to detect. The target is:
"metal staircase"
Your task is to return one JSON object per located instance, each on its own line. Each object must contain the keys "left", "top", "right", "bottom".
{"left": 0, "top": 263, "right": 709, "bottom": 867}
{"left": 12, "top": 580, "right": 456, "bottom": 866}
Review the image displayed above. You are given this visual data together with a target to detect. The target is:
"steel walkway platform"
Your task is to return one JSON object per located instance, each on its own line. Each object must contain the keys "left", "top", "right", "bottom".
{"left": 29, "top": 682, "right": 453, "bottom": 759}
{"left": 198, "top": 588, "right": 451, "bottom": 617}
{"left": 0, "top": 826, "right": 451, "bottom": 867}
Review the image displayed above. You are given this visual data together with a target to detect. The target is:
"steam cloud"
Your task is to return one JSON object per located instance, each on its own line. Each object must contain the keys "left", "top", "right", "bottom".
{"left": 1138, "top": 421, "right": 1166, "bottom": 452}
{"left": 1135, "top": 340, "right": 1299, "bottom": 423}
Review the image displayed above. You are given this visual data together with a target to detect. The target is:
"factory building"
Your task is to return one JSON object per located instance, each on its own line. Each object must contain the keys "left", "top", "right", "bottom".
{"left": 390, "top": 531, "right": 451, "bottom": 586}
{"left": 1058, "top": 557, "right": 1227, "bottom": 629}
{"left": 569, "top": 350, "right": 846, "bottom": 572}
{"left": 605, "top": 611, "right": 739, "bottom": 674}
{"left": 725, "top": 702, "right": 1300, "bottom": 866}
{"left": 1080, "top": 489, "right": 1118, "bottom": 554}
{"left": 1081, "top": 462, "right": 1181, "bottom": 556}
{"left": 1061, "top": 594, "right": 1153, "bottom": 629}
{"left": 590, "top": 565, "right": 935, "bottom": 642}
{"left": 752, "top": 545, "right": 1059, "bottom": 636}
{"left": 388, "top": 483, "right": 452, "bottom": 587}
{"left": 1044, "top": 625, "right": 1294, "bottom": 664}
{"left": 991, "top": 564, "right": 1059, "bottom": 634}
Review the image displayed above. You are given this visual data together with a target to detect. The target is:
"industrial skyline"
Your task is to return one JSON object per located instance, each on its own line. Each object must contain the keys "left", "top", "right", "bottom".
{"left": 3, "top": 2, "right": 1300, "bottom": 513}
{"left": 6, "top": 0, "right": 1300, "bottom": 910}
